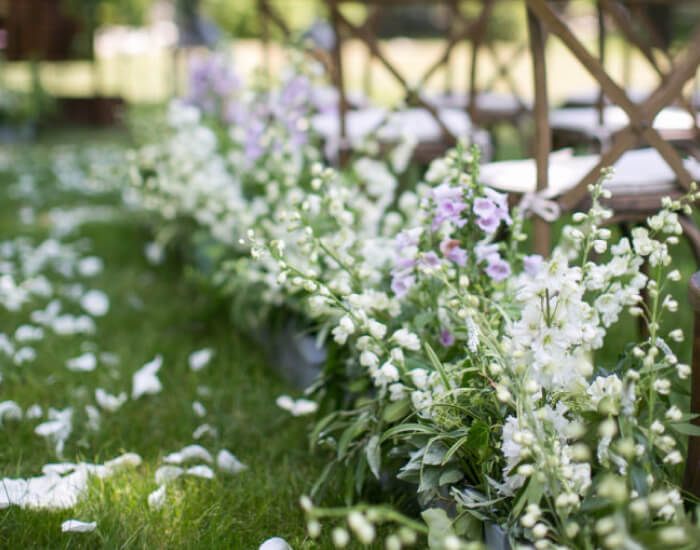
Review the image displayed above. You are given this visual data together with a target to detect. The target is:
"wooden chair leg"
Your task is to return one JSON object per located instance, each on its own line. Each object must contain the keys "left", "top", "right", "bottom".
{"left": 683, "top": 272, "right": 700, "bottom": 498}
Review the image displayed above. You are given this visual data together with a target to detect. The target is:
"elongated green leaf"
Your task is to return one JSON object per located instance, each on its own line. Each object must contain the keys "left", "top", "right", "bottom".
{"left": 383, "top": 398, "right": 411, "bottom": 423}
{"left": 424, "top": 342, "right": 452, "bottom": 391}
{"left": 366, "top": 434, "right": 381, "bottom": 480}
{"left": 381, "top": 422, "right": 438, "bottom": 442}
{"left": 670, "top": 422, "right": 700, "bottom": 437}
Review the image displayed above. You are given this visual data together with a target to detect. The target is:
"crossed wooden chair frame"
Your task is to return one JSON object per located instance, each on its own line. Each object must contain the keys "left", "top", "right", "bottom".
{"left": 525, "top": 0, "right": 700, "bottom": 255}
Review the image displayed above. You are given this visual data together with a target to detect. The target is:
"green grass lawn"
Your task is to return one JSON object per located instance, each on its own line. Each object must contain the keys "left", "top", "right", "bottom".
{"left": 0, "top": 126, "right": 695, "bottom": 549}
{"left": 0, "top": 133, "right": 379, "bottom": 550}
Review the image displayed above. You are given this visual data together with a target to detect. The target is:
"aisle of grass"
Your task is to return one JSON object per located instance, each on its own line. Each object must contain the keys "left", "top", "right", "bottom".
{"left": 0, "top": 136, "right": 369, "bottom": 549}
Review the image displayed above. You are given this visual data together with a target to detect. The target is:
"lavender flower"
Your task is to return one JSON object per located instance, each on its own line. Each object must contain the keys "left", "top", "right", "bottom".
{"left": 485, "top": 255, "right": 511, "bottom": 282}
{"left": 439, "top": 239, "right": 467, "bottom": 267}
{"left": 523, "top": 254, "right": 543, "bottom": 276}
{"left": 439, "top": 329, "right": 455, "bottom": 347}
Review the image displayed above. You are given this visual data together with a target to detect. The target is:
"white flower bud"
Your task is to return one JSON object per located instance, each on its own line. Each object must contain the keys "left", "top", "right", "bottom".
{"left": 332, "top": 527, "right": 349, "bottom": 547}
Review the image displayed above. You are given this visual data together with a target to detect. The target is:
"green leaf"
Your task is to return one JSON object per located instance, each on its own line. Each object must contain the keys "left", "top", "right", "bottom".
{"left": 439, "top": 468, "right": 464, "bottom": 486}
{"left": 381, "top": 422, "right": 438, "bottom": 442}
{"left": 310, "top": 412, "right": 338, "bottom": 450}
{"left": 424, "top": 342, "right": 452, "bottom": 391}
{"left": 383, "top": 399, "right": 411, "bottom": 423}
{"left": 337, "top": 414, "right": 369, "bottom": 458}
{"left": 366, "top": 435, "right": 381, "bottom": 480}
{"left": 421, "top": 508, "right": 453, "bottom": 550}
{"left": 670, "top": 422, "right": 700, "bottom": 437}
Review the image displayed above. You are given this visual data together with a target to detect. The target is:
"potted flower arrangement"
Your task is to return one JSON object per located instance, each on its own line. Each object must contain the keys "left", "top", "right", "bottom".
{"left": 251, "top": 144, "right": 700, "bottom": 549}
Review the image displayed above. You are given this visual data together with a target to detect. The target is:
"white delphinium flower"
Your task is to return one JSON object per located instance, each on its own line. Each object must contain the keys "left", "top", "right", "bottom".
{"left": 391, "top": 328, "right": 421, "bottom": 351}
{"left": 332, "top": 315, "right": 355, "bottom": 345}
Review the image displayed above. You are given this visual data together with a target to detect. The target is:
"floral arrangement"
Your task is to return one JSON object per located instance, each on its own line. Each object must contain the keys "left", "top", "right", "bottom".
{"left": 123, "top": 49, "right": 700, "bottom": 550}
{"left": 254, "top": 145, "right": 700, "bottom": 549}
{"left": 127, "top": 53, "right": 404, "bottom": 320}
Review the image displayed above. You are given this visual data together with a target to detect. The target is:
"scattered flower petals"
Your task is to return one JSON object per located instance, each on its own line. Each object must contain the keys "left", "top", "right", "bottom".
{"left": 34, "top": 408, "right": 73, "bottom": 456}
{"left": 14, "top": 325, "right": 44, "bottom": 342}
{"left": 217, "top": 450, "right": 248, "bottom": 474}
{"left": 188, "top": 348, "right": 214, "bottom": 371}
{"left": 259, "top": 537, "right": 293, "bottom": 550}
{"left": 77, "top": 257, "right": 104, "bottom": 277}
{"left": 25, "top": 404, "right": 43, "bottom": 419}
{"left": 193, "top": 424, "right": 217, "bottom": 440}
{"left": 0, "top": 453, "right": 140, "bottom": 510}
{"left": 80, "top": 290, "right": 110, "bottom": 317}
{"left": 148, "top": 485, "right": 166, "bottom": 510}
{"left": 185, "top": 465, "right": 215, "bottom": 479}
{"left": 95, "top": 388, "right": 128, "bottom": 412}
{"left": 155, "top": 465, "right": 183, "bottom": 485}
{"left": 66, "top": 352, "right": 97, "bottom": 372}
{"left": 275, "top": 395, "right": 318, "bottom": 416}
{"left": 0, "top": 401, "right": 22, "bottom": 425}
{"left": 14, "top": 346, "right": 37, "bottom": 365}
{"left": 163, "top": 444, "right": 213, "bottom": 465}
{"left": 85, "top": 405, "right": 100, "bottom": 431}
{"left": 99, "top": 352, "right": 120, "bottom": 366}
{"left": 61, "top": 520, "right": 96, "bottom": 533}
{"left": 104, "top": 453, "right": 142, "bottom": 471}
{"left": 192, "top": 401, "right": 206, "bottom": 417}
{"left": 132, "top": 355, "right": 163, "bottom": 399}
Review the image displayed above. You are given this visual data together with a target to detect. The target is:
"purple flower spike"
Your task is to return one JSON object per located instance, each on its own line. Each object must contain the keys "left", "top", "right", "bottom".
{"left": 421, "top": 251, "right": 441, "bottom": 267}
{"left": 473, "top": 197, "right": 496, "bottom": 218}
{"left": 523, "top": 254, "right": 543, "bottom": 276}
{"left": 440, "top": 329, "right": 455, "bottom": 347}
{"left": 440, "top": 239, "right": 467, "bottom": 267}
{"left": 485, "top": 256, "right": 511, "bottom": 282}
{"left": 391, "top": 273, "right": 415, "bottom": 298}
{"left": 476, "top": 215, "right": 499, "bottom": 234}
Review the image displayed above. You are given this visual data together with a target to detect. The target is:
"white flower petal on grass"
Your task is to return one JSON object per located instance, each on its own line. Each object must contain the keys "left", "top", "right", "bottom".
{"left": 145, "top": 242, "right": 165, "bottom": 265}
{"left": 14, "top": 346, "right": 37, "bottom": 365}
{"left": 217, "top": 450, "right": 248, "bottom": 474}
{"left": 132, "top": 355, "right": 163, "bottom": 399}
{"left": 188, "top": 348, "right": 214, "bottom": 371}
{"left": 66, "top": 352, "right": 97, "bottom": 372}
{"left": 1, "top": 453, "right": 140, "bottom": 510}
{"left": 99, "top": 352, "right": 119, "bottom": 366}
{"left": 30, "top": 299, "right": 62, "bottom": 326}
{"left": 148, "top": 485, "right": 166, "bottom": 510}
{"left": 104, "top": 453, "right": 142, "bottom": 472}
{"left": 80, "top": 290, "right": 109, "bottom": 317}
{"left": 185, "top": 465, "right": 214, "bottom": 479}
{"left": 95, "top": 389, "right": 128, "bottom": 412}
{"left": 85, "top": 405, "right": 100, "bottom": 431}
{"left": 52, "top": 315, "right": 95, "bottom": 335}
{"left": 42, "top": 463, "right": 78, "bottom": 476}
{"left": 192, "top": 401, "right": 206, "bottom": 417}
{"left": 275, "top": 395, "right": 318, "bottom": 416}
{"left": 163, "top": 444, "right": 213, "bottom": 465}
{"left": 61, "top": 520, "right": 96, "bottom": 533}
{"left": 155, "top": 465, "right": 183, "bottom": 485}
{"left": 25, "top": 404, "right": 42, "bottom": 419}
{"left": 259, "top": 537, "right": 293, "bottom": 550}
{"left": 0, "top": 401, "right": 22, "bottom": 425}
{"left": 14, "top": 325, "right": 44, "bottom": 342}
{"left": 77, "top": 257, "right": 103, "bottom": 277}
{"left": 0, "top": 333, "right": 15, "bottom": 356}
{"left": 34, "top": 408, "right": 73, "bottom": 456}
{"left": 0, "top": 478, "right": 28, "bottom": 508}
{"left": 193, "top": 424, "right": 217, "bottom": 439}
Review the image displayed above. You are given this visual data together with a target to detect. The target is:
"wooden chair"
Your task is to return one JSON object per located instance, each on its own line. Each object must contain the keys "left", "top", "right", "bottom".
{"left": 324, "top": 0, "right": 497, "bottom": 164}
{"left": 521, "top": 0, "right": 700, "bottom": 256}
{"left": 550, "top": 0, "right": 699, "bottom": 155}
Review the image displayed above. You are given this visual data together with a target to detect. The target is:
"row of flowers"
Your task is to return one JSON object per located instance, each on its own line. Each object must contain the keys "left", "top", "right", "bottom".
{"left": 125, "top": 51, "right": 700, "bottom": 549}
